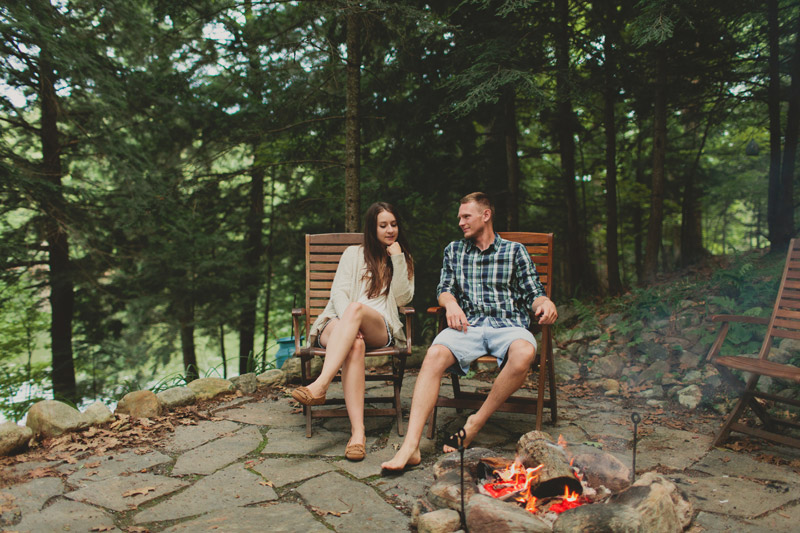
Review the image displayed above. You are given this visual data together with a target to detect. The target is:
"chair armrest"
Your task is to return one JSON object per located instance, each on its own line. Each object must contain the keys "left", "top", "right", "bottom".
{"left": 703, "top": 315, "right": 768, "bottom": 365}
{"left": 399, "top": 307, "right": 415, "bottom": 353}
{"left": 292, "top": 308, "right": 307, "bottom": 353}
{"left": 710, "top": 315, "right": 769, "bottom": 325}
{"left": 427, "top": 306, "right": 444, "bottom": 315}
{"left": 399, "top": 306, "right": 416, "bottom": 316}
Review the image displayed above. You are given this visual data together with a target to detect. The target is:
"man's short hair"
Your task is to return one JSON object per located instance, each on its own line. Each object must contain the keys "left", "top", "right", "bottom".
{"left": 460, "top": 192, "right": 494, "bottom": 220}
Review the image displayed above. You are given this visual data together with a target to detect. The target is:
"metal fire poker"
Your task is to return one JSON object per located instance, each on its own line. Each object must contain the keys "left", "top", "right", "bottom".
{"left": 453, "top": 428, "right": 468, "bottom": 532}
{"left": 631, "top": 412, "right": 641, "bottom": 483}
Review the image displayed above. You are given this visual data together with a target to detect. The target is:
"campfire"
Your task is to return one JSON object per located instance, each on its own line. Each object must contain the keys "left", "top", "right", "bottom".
{"left": 477, "top": 432, "right": 590, "bottom": 516}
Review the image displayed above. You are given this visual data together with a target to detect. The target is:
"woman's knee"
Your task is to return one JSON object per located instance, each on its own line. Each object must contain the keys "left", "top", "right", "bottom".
{"left": 347, "top": 337, "right": 366, "bottom": 360}
{"left": 342, "top": 302, "right": 365, "bottom": 321}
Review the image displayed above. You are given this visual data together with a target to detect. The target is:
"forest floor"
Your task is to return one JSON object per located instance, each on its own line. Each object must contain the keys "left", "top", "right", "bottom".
{"left": 2, "top": 368, "right": 800, "bottom": 532}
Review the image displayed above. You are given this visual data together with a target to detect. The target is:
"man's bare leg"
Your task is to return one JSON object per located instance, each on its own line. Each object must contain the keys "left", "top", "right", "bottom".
{"left": 381, "top": 344, "right": 456, "bottom": 471}
{"left": 443, "top": 339, "right": 535, "bottom": 452}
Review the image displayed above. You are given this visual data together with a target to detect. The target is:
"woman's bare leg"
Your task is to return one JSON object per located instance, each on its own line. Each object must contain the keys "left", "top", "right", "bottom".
{"left": 304, "top": 302, "right": 388, "bottom": 398}
{"left": 341, "top": 337, "right": 366, "bottom": 445}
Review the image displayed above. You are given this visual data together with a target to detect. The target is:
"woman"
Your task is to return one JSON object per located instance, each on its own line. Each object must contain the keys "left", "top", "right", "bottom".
{"left": 291, "top": 202, "right": 415, "bottom": 461}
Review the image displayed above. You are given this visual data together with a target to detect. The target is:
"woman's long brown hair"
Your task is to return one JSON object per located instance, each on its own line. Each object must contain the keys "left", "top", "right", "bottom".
{"left": 363, "top": 202, "right": 414, "bottom": 298}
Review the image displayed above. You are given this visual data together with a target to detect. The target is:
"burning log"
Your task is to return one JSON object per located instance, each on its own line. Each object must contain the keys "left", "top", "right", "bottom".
{"left": 516, "top": 431, "right": 583, "bottom": 498}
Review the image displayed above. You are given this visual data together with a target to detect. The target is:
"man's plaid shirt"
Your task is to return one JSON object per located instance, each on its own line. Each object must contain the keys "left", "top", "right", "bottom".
{"left": 436, "top": 233, "right": 545, "bottom": 329}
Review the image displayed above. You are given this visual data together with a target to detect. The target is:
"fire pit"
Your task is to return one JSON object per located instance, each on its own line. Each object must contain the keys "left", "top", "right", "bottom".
{"left": 419, "top": 430, "right": 694, "bottom": 533}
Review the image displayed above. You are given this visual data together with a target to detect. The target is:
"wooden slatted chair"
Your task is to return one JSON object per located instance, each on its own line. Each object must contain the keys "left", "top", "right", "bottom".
{"left": 291, "top": 233, "right": 414, "bottom": 438}
{"left": 425, "top": 232, "right": 556, "bottom": 438}
{"left": 705, "top": 238, "right": 800, "bottom": 448}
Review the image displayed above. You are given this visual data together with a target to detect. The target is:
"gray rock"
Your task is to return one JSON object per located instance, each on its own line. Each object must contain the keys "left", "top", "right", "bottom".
{"left": 466, "top": 494, "right": 551, "bottom": 533}
{"left": 0, "top": 477, "right": 64, "bottom": 525}
{"left": 587, "top": 343, "right": 609, "bottom": 357}
{"left": 770, "top": 347, "right": 792, "bottom": 364}
{"left": 637, "top": 384, "right": 664, "bottom": 399}
{"left": 65, "top": 472, "right": 188, "bottom": 512}
{"left": 187, "top": 377, "right": 234, "bottom": 400}
{"left": 553, "top": 353, "right": 579, "bottom": 382}
{"left": 637, "top": 341, "right": 670, "bottom": 362}
{"left": 157, "top": 386, "right": 196, "bottom": 408}
{"left": 572, "top": 451, "right": 631, "bottom": 492}
{"left": 554, "top": 503, "right": 643, "bottom": 533}
{"left": 428, "top": 469, "right": 476, "bottom": 511}
{"left": 433, "top": 447, "right": 494, "bottom": 479}
{"left": 172, "top": 425, "right": 263, "bottom": 476}
{"left": 26, "top": 400, "right": 88, "bottom": 438}
{"left": 81, "top": 401, "right": 114, "bottom": 426}
{"left": 256, "top": 368, "right": 286, "bottom": 387}
{"left": 0, "top": 421, "right": 32, "bottom": 456}
{"left": 590, "top": 354, "right": 626, "bottom": 378}
{"left": 635, "top": 360, "right": 670, "bottom": 385}
{"left": 779, "top": 337, "right": 800, "bottom": 355}
{"left": 603, "top": 313, "right": 625, "bottom": 327}
{"left": 676, "top": 384, "right": 702, "bottom": 409}
{"left": 281, "top": 356, "right": 323, "bottom": 381}
{"left": 115, "top": 390, "right": 162, "bottom": 418}
{"left": 230, "top": 373, "right": 258, "bottom": 394}
{"left": 678, "top": 352, "right": 700, "bottom": 369}
{"left": 12, "top": 499, "right": 119, "bottom": 533}
{"left": 417, "top": 509, "right": 462, "bottom": 533}
{"left": 608, "top": 472, "right": 692, "bottom": 532}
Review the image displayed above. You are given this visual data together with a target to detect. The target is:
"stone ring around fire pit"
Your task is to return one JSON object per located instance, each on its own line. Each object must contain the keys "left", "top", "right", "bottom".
{"left": 416, "top": 430, "right": 693, "bottom": 533}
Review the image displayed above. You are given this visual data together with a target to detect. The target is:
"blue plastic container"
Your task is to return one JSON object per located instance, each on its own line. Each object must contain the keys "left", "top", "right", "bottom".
{"left": 275, "top": 336, "right": 303, "bottom": 369}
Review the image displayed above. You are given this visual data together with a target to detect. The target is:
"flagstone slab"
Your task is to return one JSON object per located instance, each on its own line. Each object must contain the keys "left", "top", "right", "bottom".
{"left": 297, "top": 471, "right": 409, "bottom": 531}
{"left": 216, "top": 400, "right": 304, "bottom": 427}
{"left": 262, "top": 426, "right": 352, "bottom": 456}
{"left": 692, "top": 448, "right": 800, "bottom": 486}
{"left": 162, "top": 419, "right": 241, "bottom": 453}
{"left": 12, "top": 499, "right": 120, "bottom": 533}
{"left": 63, "top": 450, "right": 173, "bottom": 486}
{"left": 693, "top": 501, "right": 800, "bottom": 532}
{"left": 159, "top": 503, "right": 331, "bottom": 532}
{"left": 372, "top": 464, "right": 435, "bottom": 510}
{"left": 0, "top": 477, "right": 64, "bottom": 524}
{"left": 65, "top": 472, "right": 188, "bottom": 511}
{"left": 134, "top": 463, "right": 277, "bottom": 524}
{"left": 172, "top": 425, "right": 263, "bottom": 476}
{"left": 671, "top": 473, "right": 796, "bottom": 517}
{"left": 634, "top": 427, "right": 713, "bottom": 471}
{"left": 251, "top": 457, "right": 335, "bottom": 487}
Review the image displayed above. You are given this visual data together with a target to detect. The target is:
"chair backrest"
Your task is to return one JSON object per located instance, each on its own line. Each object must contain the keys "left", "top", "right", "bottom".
{"left": 304, "top": 233, "right": 364, "bottom": 338}
{"left": 762, "top": 238, "right": 800, "bottom": 357}
{"left": 498, "top": 232, "right": 554, "bottom": 299}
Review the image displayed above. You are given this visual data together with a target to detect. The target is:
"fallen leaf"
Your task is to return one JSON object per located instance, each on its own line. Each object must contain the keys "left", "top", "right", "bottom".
{"left": 122, "top": 486, "right": 156, "bottom": 498}
{"left": 90, "top": 526, "right": 114, "bottom": 532}
{"left": 85, "top": 461, "right": 102, "bottom": 468}
{"left": 259, "top": 480, "right": 274, "bottom": 487}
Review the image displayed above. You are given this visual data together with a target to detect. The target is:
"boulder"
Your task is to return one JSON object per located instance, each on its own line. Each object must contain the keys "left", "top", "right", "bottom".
{"left": 0, "top": 422, "right": 32, "bottom": 456}
{"left": 256, "top": 369, "right": 286, "bottom": 387}
{"left": 590, "top": 354, "right": 625, "bottom": 378}
{"left": 636, "top": 342, "right": 670, "bottom": 363}
{"left": 157, "top": 386, "right": 196, "bottom": 408}
{"left": 281, "top": 357, "right": 323, "bottom": 382}
{"left": 116, "top": 390, "right": 162, "bottom": 418}
{"left": 607, "top": 473, "right": 692, "bottom": 532}
{"left": 187, "top": 377, "right": 234, "bottom": 400}
{"left": 428, "top": 469, "right": 476, "bottom": 511}
{"left": 553, "top": 503, "right": 643, "bottom": 533}
{"left": 676, "top": 384, "right": 702, "bottom": 409}
{"left": 553, "top": 352, "right": 579, "bottom": 382}
{"left": 634, "top": 360, "right": 670, "bottom": 385}
{"left": 26, "top": 400, "right": 88, "bottom": 438}
{"left": 571, "top": 452, "right": 631, "bottom": 493}
{"left": 81, "top": 401, "right": 114, "bottom": 426}
{"left": 417, "top": 509, "right": 462, "bottom": 533}
{"left": 230, "top": 373, "right": 258, "bottom": 394}
{"left": 466, "top": 494, "right": 551, "bottom": 533}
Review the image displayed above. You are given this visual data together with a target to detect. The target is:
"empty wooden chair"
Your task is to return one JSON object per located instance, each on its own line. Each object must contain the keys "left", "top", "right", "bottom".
{"left": 425, "top": 232, "right": 556, "bottom": 438}
{"left": 291, "top": 233, "right": 414, "bottom": 437}
{"left": 705, "top": 238, "right": 800, "bottom": 448}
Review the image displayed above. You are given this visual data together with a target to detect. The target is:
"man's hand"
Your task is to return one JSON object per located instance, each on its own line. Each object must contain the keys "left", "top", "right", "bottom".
{"left": 533, "top": 296, "right": 557, "bottom": 325}
{"left": 445, "top": 301, "right": 469, "bottom": 332}
{"left": 387, "top": 242, "right": 402, "bottom": 255}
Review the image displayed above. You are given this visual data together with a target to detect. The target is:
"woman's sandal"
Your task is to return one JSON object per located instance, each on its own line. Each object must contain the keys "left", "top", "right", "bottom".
{"left": 345, "top": 442, "right": 366, "bottom": 461}
{"left": 291, "top": 386, "right": 326, "bottom": 406}
{"left": 444, "top": 427, "right": 468, "bottom": 451}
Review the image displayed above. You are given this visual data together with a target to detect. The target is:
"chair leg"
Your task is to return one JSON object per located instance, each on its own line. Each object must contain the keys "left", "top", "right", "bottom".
{"left": 535, "top": 352, "right": 547, "bottom": 431}
{"left": 547, "top": 337, "right": 558, "bottom": 424}
{"left": 426, "top": 405, "right": 437, "bottom": 440}
{"left": 394, "top": 355, "right": 406, "bottom": 436}
{"left": 301, "top": 356, "right": 313, "bottom": 438}
{"left": 451, "top": 374, "right": 463, "bottom": 413}
{"left": 713, "top": 376, "right": 758, "bottom": 447}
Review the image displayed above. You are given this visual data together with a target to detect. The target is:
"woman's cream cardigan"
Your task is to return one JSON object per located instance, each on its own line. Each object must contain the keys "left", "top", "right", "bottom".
{"left": 309, "top": 245, "right": 414, "bottom": 343}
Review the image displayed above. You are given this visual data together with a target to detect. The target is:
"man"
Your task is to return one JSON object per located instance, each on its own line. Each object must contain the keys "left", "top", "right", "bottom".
{"left": 381, "top": 192, "right": 557, "bottom": 471}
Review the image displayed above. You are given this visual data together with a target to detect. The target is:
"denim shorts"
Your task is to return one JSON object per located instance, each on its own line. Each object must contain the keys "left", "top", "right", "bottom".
{"left": 432, "top": 323, "right": 537, "bottom": 375}
{"left": 316, "top": 317, "right": 394, "bottom": 349}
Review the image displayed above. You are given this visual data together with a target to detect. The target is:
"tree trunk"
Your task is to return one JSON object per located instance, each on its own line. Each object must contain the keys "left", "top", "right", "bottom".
{"left": 603, "top": 1, "right": 622, "bottom": 295}
{"left": 505, "top": 87, "right": 521, "bottom": 232}
{"left": 39, "top": 51, "right": 77, "bottom": 402}
{"left": 767, "top": 0, "right": 783, "bottom": 245}
{"left": 262, "top": 176, "right": 276, "bottom": 366}
{"left": 776, "top": 10, "right": 800, "bottom": 250}
{"left": 633, "top": 115, "right": 645, "bottom": 282}
{"left": 219, "top": 324, "right": 227, "bottom": 379}
{"left": 180, "top": 299, "right": 199, "bottom": 382}
{"left": 239, "top": 143, "right": 264, "bottom": 374}
{"left": 643, "top": 48, "right": 667, "bottom": 282}
{"left": 555, "top": 0, "right": 591, "bottom": 293}
{"left": 344, "top": 6, "right": 362, "bottom": 232}
{"left": 680, "top": 115, "right": 711, "bottom": 266}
